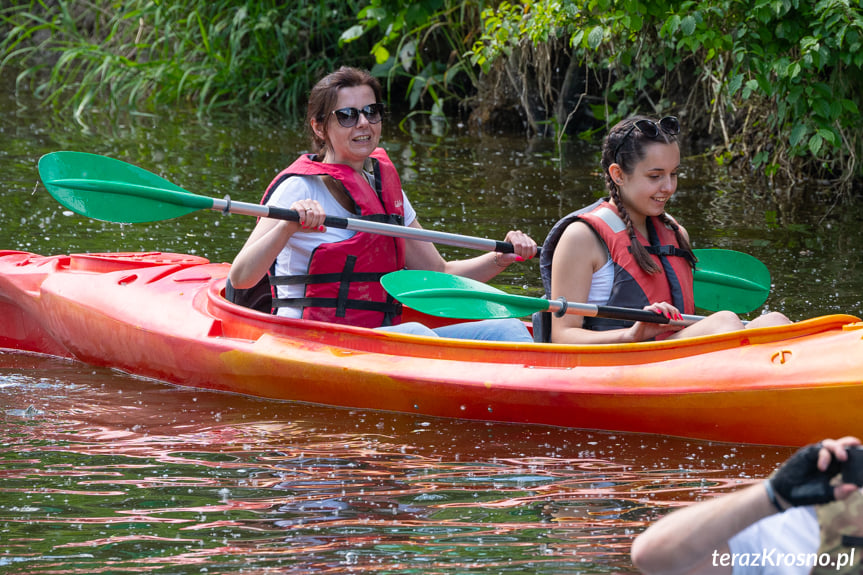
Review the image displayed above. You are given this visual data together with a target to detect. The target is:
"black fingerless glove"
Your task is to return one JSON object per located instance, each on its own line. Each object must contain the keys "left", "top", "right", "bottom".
{"left": 768, "top": 443, "right": 843, "bottom": 508}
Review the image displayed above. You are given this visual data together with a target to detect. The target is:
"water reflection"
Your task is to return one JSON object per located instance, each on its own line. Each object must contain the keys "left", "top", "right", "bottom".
{"left": 1, "top": 68, "right": 861, "bottom": 573}
{"left": 1, "top": 353, "right": 795, "bottom": 573}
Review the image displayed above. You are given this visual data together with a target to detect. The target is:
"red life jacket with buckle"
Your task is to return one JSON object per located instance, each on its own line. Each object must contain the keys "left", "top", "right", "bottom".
{"left": 264, "top": 148, "right": 406, "bottom": 327}
{"left": 538, "top": 199, "right": 694, "bottom": 338}
{"left": 577, "top": 200, "right": 695, "bottom": 321}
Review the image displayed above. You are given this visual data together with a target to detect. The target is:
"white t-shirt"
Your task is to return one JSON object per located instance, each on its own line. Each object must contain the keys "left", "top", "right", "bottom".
{"left": 588, "top": 258, "right": 614, "bottom": 305}
{"left": 727, "top": 506, "right": 819, "bottom": 575}
{"left": 266, "top": 174, "right": 417, "bottom": 318}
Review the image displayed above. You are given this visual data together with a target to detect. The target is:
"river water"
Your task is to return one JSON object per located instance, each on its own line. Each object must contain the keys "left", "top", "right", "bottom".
{"left": 1, "top": 70, "right": 862, "bottom": 573}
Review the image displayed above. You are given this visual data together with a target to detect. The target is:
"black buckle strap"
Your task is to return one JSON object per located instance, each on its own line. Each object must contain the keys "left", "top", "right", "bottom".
{"left": 270, "top": 272, "right": 386, "bottom": 286}
{"left": 335, "top": 256, "right": 357, "bottom": 317}
{"left": 361, "top": 213, "right": 404, "bottom": 226}
{"left": 645, "top": 244, "right": 676, "bottom": 256}
{"left": 641, "top": 244, "right": 695, "bottom": 263}
{"left": 272, "top": 297, "right": 402, "bottom": 314}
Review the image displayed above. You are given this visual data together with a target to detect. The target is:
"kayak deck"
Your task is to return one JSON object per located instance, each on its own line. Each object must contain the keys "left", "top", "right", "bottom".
{"left": 1, "top": 250, "right": 862, "bottom": 446}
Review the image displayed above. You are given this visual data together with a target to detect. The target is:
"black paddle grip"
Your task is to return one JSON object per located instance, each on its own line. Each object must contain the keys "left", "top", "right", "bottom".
{"left": 267, "top": 206, "right": 350, "bottom": 230}
{"left": 495, "top": 241, "right": 542, "bottom": 258}
{"left": 594, "top": 305, "right": 671, "bottom": 324}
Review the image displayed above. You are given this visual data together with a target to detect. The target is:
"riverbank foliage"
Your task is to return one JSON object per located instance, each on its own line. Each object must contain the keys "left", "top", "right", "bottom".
{"left": 470, "top": 0, "right": 863, "bottom": 198}
{"left": 0, "top": 0, "right": 373, "bottom": 117}
{"left": 3, "top": 0, "right": 863, "bottom": 198}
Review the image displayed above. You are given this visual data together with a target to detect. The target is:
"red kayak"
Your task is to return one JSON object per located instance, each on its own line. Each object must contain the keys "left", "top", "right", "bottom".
{"left": 1, "top": 249, "right": 861, "bottom": 446}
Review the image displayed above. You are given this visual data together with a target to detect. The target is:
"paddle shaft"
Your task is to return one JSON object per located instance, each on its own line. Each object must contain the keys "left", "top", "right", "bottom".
{"left": 545, "top": 296, "right": 703, "bottom": 326}
{"left": 48, "top": 176, "right": 534, "bottom": 255}
{"left": 212, "top": 196, "right": 534, "bottom": 255}
{"left": 394, "top": 283, "right": 706, "bottom": 326}
{"left": 43, "top": 154, "right": 771, "bottom": 314}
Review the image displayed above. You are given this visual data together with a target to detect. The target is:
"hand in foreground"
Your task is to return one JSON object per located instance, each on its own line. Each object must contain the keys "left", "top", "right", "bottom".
{"left": 644, "top": 301, "right": 685, "bottom": 322}
{"left": 769, "top": 436, "right": 862, "bottom": 509}
{"left": 291, "top": 199, "right": 327, "bottom": 232}
{"left": 493, "top": 230, "right": 537, "bottom": 266}
{"left": 624, "top": 301, "right": 685, "bottom": 342}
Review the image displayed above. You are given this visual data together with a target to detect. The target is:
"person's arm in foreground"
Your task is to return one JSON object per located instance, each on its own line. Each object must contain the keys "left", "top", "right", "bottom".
{"left": 631, "top": 436, "right": 862, "bottom": 575}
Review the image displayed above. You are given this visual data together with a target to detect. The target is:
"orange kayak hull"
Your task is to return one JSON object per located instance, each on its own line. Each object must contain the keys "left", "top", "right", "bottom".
{"left": 2, "top": 250, "right": 861, "bottom": 446}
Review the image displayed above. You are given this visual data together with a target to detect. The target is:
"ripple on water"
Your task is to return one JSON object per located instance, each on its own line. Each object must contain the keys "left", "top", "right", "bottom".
{"left": 0, "top": 357, "right": 793, "bottom": 573}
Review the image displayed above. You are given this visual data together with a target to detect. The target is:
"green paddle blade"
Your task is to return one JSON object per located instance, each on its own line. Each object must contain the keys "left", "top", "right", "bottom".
{"left": 38, "top": 151, "right": 214, "bottom": 223}
{"left": 381, "top": 270, "right": 547, "bottom": 319}
{"left": 692, "top": 248, "right": 771, "bottom": 313}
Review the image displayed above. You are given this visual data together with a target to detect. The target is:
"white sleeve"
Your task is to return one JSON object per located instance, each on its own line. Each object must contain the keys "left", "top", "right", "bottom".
{"left": 402, "top": 190, "right": 417, "bottom": 226}
{"left": 266, "top": 176, "right": 319, "bottom": 210}
{"left": 269, "top": 176, "right": 416, "bottom": 226}
{"left": 726, "top": 506, "right": 819, "bottom": 575}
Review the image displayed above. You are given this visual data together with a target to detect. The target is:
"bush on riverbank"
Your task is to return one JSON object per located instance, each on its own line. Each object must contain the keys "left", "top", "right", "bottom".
{"left": 2, "top": 0, "right": 862, "bottom": 199}
{"left": 0, "top": 0, "right": 374, "bottom": 117}
{"left": 469, "top": 0, "right": 863, "bottom": 199}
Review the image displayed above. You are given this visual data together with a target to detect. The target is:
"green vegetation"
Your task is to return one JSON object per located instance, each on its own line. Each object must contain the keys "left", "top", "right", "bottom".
{"left": 0, "top": 0, "right": 372, "bottom": 118}
{"left": 471, "top": 0, "right": 863, "bottom": 196}
{"left": 3, "top": 0, "right": 863, "bottom": 198}
{"left": 339, "top": 0, "right": 484, "bottom": 124}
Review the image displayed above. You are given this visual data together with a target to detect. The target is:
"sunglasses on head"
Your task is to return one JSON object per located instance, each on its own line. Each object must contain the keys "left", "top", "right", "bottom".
{"left": 613, "top": 116, "right": 680, "bottom": 162}
{"left": 331, "top": 103, "right": 385, "bottom": 128}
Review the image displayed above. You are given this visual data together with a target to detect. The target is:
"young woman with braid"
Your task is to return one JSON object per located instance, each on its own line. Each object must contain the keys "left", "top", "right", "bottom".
{"left": 536, "top": 115, "right": 789, "bottom": 344}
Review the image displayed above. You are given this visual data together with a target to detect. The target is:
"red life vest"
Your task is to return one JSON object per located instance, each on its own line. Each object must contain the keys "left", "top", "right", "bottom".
{"left": 265, "top": 148, "right": 406, "bottom": 328}
{"left": 578, "top": 200, "right": 695, "bottom": 318}
{"left": 537, "top": 199, "right": 694, "bottom": 338}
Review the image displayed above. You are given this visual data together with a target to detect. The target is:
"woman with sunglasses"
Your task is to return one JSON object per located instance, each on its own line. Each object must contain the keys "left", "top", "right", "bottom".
{"left": 534, "top": 115, "right": 789, "bottom": 344}
{"left": 227, "top": 66, "right": 536, "bottom": 341}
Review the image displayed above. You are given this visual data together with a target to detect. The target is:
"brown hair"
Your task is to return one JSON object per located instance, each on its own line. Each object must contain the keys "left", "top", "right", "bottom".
{"left": 600, "top": 115, "right": 695, "bottom": 273}
{"left": 306, "top": 67, "right": 383, "bottom": 154}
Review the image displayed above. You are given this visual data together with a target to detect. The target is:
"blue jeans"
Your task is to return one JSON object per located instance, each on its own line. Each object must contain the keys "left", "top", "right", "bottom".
{"left": 378, "top": 319, "right": 533, "bottom": 342}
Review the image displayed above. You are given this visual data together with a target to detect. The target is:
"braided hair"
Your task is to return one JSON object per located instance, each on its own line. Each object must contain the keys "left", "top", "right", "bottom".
{"left": 600, "top": 115, "right": 696, "bottom": 274}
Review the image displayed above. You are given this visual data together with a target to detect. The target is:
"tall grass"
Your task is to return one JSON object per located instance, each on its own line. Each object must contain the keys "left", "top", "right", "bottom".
{"left": 1, "top": 0, "right": 372, "bottom": 120}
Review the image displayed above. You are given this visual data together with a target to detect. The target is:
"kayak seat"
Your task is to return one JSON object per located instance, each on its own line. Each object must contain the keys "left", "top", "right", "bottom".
{"left": 225, "top": 275, "right": 273, "bottom": 314}
{"left": 532, "top": 310, "right": 551, "bottom": 343}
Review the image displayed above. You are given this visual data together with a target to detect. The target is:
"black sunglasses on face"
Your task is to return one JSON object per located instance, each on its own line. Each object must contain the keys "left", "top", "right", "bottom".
{"left": 612, "top": 116, "right": 680, "bottom": 162}
{"left": 331, "top": 103, "right": 385, "bottom": 128}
